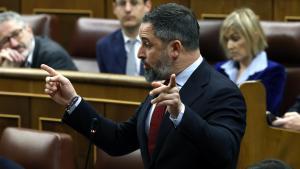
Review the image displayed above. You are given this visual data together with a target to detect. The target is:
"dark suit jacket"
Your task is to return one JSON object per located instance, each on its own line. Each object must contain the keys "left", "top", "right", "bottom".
{"left": 63, "top": 60, "right": 246, "bottom": 169}
{"left": 96, "top": 29, "right": 143, "bottom": 75}
{"left": 31, "top": 36, "right": 77, "bottom": 70}
{"left": 215, "top": 60, "right": 286, "bottom": 115}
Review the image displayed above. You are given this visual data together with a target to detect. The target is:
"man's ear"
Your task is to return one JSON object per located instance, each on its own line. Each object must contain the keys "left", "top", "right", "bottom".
{"left": 168, "top": 40, "right": 182, "bottom": 60}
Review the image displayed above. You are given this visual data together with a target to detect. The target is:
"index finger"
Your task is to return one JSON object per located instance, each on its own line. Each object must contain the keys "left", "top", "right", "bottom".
{"left": 41, "top": 64, "right": 58, "bottom": 76}
{"left": 168, "top": 74, "right": 176, "bottom": 88}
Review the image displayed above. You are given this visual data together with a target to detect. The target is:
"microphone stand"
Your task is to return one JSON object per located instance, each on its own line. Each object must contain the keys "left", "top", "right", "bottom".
{"left": 84, "top": 118, "right": 98, "bottom": 169}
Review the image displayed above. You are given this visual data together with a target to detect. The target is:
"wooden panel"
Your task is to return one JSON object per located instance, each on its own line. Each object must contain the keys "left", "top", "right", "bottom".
{"left": 0, "top": 68, "right": 149, "bottom": 102}
{"left": 0, "top": 95, "right": 30, "bottom": 130}
{"left": 0, "top": 7, "right": 7, "bottom": 12}
{"left": 191, "top": 0, "right": 273, "bottom": 20}
{"left": 0, "top": 92, "right": 140, "bottom": 169}
{"left": 274, "top": 0, "right": 300, "bottom": 21}
{"left": 237, "top": 81, "right": 300, "bottom": 169}
{"left": 0, "top": 0, "right": 20, "bottom": 12}
{"left": 284, "top": 16, "right": 300, "bottom": 22}
{"left": 0, "top": 114, "right": 20, "bottom": 134}
{"left": 21, "top": 0, "right": 104, "bottom": 17}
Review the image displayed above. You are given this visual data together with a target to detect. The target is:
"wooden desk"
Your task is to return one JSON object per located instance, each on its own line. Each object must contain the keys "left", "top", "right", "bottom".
{"left": 0, "top": 68, "right": 150, "bottom": 169}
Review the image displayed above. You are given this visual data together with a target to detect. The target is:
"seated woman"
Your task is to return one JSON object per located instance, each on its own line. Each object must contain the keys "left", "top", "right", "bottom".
{"left": 215, "top": 8, "right": 286, "bottom": 115}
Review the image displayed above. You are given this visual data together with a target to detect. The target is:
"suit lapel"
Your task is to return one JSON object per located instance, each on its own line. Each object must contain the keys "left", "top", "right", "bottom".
{"left": 180, "top": 60, "right": 210, "bottom": 106}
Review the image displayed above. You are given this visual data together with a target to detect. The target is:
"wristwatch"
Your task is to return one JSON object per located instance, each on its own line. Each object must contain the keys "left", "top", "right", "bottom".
{"left": 65, "top": 96, "right": 80, "bottom": 114}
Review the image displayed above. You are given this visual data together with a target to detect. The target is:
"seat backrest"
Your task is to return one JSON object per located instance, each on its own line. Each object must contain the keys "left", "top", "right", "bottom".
{"left": 0, "top": 127, "right": 75, "bottom": 169}
{"left": 21, "top": 14, "right": 59, "bottom": 39}
{"left": 198, "top": 20, "right": 225, "bottom": 64}
{"left": 237, "top": 81, "right": 300, "bottom": 169}
{"left": 94, "top": 149, "right": 143, "bottom": 169}
{"left": 280, "top": 68, "right": 300, "bottom": 113}
{"left": 261, "top": 21, "right": 300, "bottom": 67}
{"left": 69, "top": 17, "right": 120, "bottom": 59}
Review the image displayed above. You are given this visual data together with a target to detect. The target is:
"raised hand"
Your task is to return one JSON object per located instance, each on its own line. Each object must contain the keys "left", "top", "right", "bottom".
{"left": 41, "top": 64, "right": 78, "bottom": 106}
{"left": 150, "top": 74, "right": 182, "bottom": 118}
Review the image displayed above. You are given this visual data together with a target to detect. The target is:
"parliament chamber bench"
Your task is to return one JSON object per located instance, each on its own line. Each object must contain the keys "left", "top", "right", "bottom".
{"left": 1, "top": 68, "right": 300, "bottom": 168}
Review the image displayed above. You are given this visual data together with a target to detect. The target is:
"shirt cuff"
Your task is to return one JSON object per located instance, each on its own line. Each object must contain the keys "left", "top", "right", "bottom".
{"left": 169, "top": 103, "right": 185, "bottom": 127}
{"left": 66, "top": 96, "right": 82, "bottom": 114}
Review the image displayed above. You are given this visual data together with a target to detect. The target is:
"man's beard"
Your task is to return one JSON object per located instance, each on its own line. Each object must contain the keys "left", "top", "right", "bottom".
{"left": 143, "top": 51, "right": 172, "bottom": 82}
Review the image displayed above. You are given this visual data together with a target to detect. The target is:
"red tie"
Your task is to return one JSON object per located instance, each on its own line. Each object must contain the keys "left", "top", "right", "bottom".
{"left": 148, "top": 104, "right": 167, "bottom": 156}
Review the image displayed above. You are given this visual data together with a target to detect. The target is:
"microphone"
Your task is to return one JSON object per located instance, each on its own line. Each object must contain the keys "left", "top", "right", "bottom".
{"left": 84, "top": 117, "right": 98, "bottom": 169}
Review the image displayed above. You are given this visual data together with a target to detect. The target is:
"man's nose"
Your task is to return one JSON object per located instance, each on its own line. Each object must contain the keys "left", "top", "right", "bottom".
{"left": 137, "top": 46, "right": 145, "bottom": 59}
{"left": 124, "top": 2, "right": 133, "bottom": 12}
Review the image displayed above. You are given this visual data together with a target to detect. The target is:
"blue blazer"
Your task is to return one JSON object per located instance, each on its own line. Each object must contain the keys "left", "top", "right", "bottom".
{"left": 96, "top": 29, "right": 144, "bottom": 75}
{"left": 215, "top": 60, "right": 286, "bottom": 115}
{"left": 62, "top": 60, "right": 246, "bottom": 169}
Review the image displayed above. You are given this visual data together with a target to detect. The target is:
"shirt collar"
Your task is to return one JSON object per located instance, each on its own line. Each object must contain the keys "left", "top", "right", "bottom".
{"left": 122, "top": 30, "right": 141, "bottom": 44}
{"left": 176, "top": 56, "right": 203, "bottom": 88}
{"left": 221, "top": 51, "right": 268, "bottom": 85}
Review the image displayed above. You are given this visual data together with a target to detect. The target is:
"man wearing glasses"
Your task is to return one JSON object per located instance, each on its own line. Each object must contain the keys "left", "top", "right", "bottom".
{"left": 96, "top": 0, "right": 151, "bottom": 75}
{"left": 0, "top": 11, "right": 77, "bottom": 70}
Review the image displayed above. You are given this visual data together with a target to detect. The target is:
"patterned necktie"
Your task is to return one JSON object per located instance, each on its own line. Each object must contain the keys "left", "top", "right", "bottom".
{"left": 148, "top": 79, "right": 169, "bottom": 156}
{"left": 126, "top": 40, "right": 137, "bottom": 75}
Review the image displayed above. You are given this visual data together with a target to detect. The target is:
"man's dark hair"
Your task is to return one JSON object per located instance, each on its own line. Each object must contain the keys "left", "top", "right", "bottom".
{"left": 142, "top": 3, "right": 200, "bottom": 51}
{"left": 247, "top": 159, "right": 293, "bottom": 169}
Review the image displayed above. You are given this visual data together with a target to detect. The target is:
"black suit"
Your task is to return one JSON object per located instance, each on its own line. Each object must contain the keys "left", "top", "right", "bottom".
{"left": 63, "top": 60, "right": 246, "bottom": 169}
{"left": 31, "top": 36, "right": 77, "bottom": 70}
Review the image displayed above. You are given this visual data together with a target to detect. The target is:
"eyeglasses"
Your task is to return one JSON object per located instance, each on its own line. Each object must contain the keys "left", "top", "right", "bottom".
{"left": 0, "top": 27, "right": 25, "bottom": 48}
{"left": 115, "top": 0, "right": 143, "bottom": 7}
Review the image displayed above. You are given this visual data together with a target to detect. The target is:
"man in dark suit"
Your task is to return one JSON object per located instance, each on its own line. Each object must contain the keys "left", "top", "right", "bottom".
{"left": 0, "top": 11, "right": 77, "bottom": 70}
{"left": 96, "top": 0, "right": 151, "bottom": 75}
{"left": 42, "top": 3, "right": 246, "bottom": 169}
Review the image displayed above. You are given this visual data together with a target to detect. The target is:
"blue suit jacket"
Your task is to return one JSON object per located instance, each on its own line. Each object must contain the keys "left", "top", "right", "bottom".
{"left": 215, "top": 60, "right": 286, "bottom": 115}
{"left": 63, "top": 60, "right": 246, "bottom": 169}
{"left": 96, "top": 29, "right": 144, "bottom": 75}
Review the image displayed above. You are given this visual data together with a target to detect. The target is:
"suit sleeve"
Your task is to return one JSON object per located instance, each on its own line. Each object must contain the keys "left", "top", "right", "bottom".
{"left": 62, "top": 99, "right": 140, "bottom": 156}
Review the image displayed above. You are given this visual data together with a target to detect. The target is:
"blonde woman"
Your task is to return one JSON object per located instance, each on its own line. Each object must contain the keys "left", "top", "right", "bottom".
{"left": 215, "top": 8, "right": 286, "bottom": 115}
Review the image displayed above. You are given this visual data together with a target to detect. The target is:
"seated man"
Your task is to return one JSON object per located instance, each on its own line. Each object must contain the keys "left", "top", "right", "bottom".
{"left": 96, "top": 0, "right": 151, "bottom": 76}
{"left": 0, "top": 11, "right": 77, "bottom": 70}
{"left": 272, "top": 96, "right": 300, "bottom": 131}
